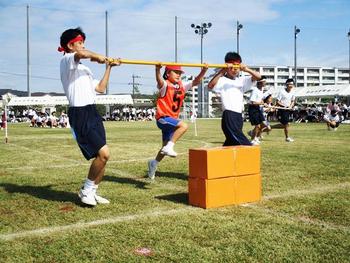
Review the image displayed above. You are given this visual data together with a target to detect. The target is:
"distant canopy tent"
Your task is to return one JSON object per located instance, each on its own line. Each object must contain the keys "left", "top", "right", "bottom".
{"left": 7, "top": 94, "right": 134, "bottom": 106}
{"left": 294, "top": 84, "right": 350, "bottom": 99}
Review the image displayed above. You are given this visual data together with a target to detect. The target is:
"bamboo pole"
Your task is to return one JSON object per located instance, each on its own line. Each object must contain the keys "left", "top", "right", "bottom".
{"left": 109, "top": 58, "right": 240, "bottom": 68}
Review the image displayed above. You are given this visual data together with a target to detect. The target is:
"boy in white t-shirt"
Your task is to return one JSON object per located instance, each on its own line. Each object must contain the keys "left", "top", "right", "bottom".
{"left": 208, "top": 52, "right": 261, "bottom": 146}
{"left": 59, "top": 27, "right": 120, "bottom": 206}
{"left": 276, "top": 78, "right": 296, "bottom": 142}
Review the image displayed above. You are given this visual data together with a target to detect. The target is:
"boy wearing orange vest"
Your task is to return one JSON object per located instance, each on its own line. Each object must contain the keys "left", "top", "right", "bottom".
{"left": 148, "top": 64, "right": 208, "bottom": 180}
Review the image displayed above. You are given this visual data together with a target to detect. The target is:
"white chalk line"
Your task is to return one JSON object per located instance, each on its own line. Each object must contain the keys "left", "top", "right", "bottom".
{"left": 242, "top": 182, "right": 350, "bottom": 232}
{"left": 1, "top": 181, "right": 349, "bottom": 242}
{"left": 0, "top": 207, "right": 196, "bottom": 241}
{"left": 2, "top": 139, "right": 213, "bottom": 171}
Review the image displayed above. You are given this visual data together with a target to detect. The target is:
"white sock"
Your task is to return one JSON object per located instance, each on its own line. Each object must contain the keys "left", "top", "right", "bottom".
{"left": 84, "top": 179, "right": 95, "bottom": 191}
{"left": 166, "top": 141, "right": 175, "bottom": 148}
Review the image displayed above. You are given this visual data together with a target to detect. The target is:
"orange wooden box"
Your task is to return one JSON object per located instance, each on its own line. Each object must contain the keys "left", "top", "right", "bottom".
{"left": 189, "top": 146, "right": 260, "bottom": 179}
{"left": 188, "top": 173, "right": 262, "bottom": 208}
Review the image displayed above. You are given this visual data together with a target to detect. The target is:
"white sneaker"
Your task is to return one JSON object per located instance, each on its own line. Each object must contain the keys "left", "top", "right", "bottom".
{"left": 148, "top": 160, "right": 157, "bottom": 180}
{"left": 94, "top": 194, "right": 110, "bottom": 204}
{"left": 78, "top": 188, "right": 97, "bottom": 206}
{"left": 286, "top": 137, "right": 294, "bottom": 142}
{"left": 333, "top": 128, "right": 337, "bottom": 131}
{"left": 251, "top": 138, "right": 260, "bottom": 146}
{"left": 160, "top": 146, "right": 177, "bottom": 157}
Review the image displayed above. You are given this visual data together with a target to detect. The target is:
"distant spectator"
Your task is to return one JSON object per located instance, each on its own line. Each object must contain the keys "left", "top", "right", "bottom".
{"left": 324, "top": 110, "right": 341, "bottom": 131}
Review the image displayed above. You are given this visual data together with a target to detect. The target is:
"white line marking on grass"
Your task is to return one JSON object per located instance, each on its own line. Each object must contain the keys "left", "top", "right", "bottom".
{"left": 263, "top": 182, "right": 350, "bottom": 200}
{"left": 0, "top": 207, "right": 196, "bottom": 241}
{"left": 9, "top": 143, "right": 82, "bottom": 164}
{"left": 1, "top": 182, "right": 349, "bottom": 242}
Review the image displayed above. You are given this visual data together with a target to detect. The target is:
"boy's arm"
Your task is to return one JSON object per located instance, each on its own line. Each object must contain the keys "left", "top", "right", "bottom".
{"left": 155, "top": 64, "right": 164, "bottom": 89}
{"left": 192, "top": 64, "right": 209, "bottom": 87}
{"left": 240, "top": 64, "right": 261, "bottom": 81}
{"left": 208, "top": 68, "right": 226, "bottom": 89}
{"left": 95, "top": 59, "right": 121, "bottom": 93}
{"left": 74, "top": 49, "right": 107, "bottom": 64}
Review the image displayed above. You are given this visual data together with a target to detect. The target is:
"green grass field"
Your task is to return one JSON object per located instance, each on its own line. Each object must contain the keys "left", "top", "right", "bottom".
{"left": 0, "top": 120, "right": 349, "bottom": 262}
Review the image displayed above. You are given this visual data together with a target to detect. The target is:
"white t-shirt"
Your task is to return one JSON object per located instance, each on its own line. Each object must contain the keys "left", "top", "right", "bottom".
{"left": 60, "top": 53, "right": 99, "bottom": 107}
{"left": 158, "top": 80, "right": 192, "bottom": 97}
{"left": 213, "top": 75, "right": 254, "bottom": 113}
{"left": 276, "top": 88, "right": 295, "bottom": 107}
{"left": 249, "top": 87, "right": 264, "bottom": 104}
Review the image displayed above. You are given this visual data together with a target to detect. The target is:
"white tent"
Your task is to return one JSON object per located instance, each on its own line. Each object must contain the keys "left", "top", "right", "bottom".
{"left": 294, "top": 84, "right": 350, "bottom": 98}
{"left": 7, "top": 94, "right": 133, "bottom": 106}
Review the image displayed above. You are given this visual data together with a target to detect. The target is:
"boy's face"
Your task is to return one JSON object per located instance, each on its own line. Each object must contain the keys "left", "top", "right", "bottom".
{"left": 225, "top": 63, "right": 240, "bottom": 78}
{"left": 67, "top": 40, "right": 85, "bottom": 53}
{"left": 167, "top": 70, "right": 182, "bottom": 83}
{"left": 286, "top": 82, "right": 294, "bottom": 92}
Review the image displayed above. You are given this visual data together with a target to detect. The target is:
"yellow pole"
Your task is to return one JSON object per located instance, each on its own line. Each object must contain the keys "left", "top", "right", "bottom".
{"left": 110, "top": 58, "right": 240, "bottom": 68}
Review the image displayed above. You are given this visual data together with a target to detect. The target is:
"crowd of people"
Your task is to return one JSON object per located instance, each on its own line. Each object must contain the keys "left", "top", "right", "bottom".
{"left": 104, "top": 106, "right": 156, "bottom": 121}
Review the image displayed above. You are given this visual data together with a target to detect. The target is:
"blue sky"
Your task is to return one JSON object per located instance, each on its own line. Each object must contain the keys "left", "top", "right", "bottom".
{"left": 0, "top": 0, "right": 349, "bottom": 94}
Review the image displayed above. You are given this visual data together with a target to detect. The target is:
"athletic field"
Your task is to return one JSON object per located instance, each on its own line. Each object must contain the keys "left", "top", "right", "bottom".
{"left": 0, "top": 120, "right": 349, "bottom": 262}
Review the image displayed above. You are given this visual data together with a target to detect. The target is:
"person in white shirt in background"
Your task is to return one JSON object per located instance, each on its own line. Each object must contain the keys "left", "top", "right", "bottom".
{"left": 324, "top": 110, "right": 341, "bottom": 131}
{"left": 276, "top": 78, "right": 296, "bottom": 142}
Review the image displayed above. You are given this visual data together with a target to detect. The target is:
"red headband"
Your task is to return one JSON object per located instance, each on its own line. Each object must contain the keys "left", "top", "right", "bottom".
{"left": 57, "top": 35, "right": 84, "bottom": 52}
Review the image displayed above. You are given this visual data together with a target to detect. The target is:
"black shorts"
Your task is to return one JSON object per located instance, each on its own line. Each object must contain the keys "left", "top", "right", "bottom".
{"left": 221, "top": 110, "right": 251, "bottom": 146}
{"left": 278, "top": 109, "right": 291, "bottom": 125}
{"left": 68, "top": 104, "right": 106, "bottom": 160}
{"left": 248, "top": 105, "right": 264, "bottom": 126}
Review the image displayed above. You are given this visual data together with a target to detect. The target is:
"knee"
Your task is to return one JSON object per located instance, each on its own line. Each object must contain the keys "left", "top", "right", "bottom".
{"left": 180, "top": 122, "right": 188, "bottom": 131}
{"left": 98, "top": 147, "right": 110, "bottom": 163}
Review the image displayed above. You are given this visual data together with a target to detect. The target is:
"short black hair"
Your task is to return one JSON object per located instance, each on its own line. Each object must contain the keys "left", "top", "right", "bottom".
{"left": 224, "top": 52, "right": 242, "bottom": 63}
{"left": 263, "top": 94, "right": 272, "bottom": 103}
{"left": 285, "top": 78, "right": 294, "bottom": 84}
{"left": 59, "top": 27, "right": 86, "bottom": 52}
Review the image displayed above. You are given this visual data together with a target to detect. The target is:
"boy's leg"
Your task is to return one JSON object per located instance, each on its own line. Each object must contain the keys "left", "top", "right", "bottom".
{"left": 88, "top": 145, "right": 110, "bottom": 184}
{"left": 80, "top": 145, "right": 110, "bottom": 205}
{"left": 170, "top": 121, "right": 188, "bottom": 143}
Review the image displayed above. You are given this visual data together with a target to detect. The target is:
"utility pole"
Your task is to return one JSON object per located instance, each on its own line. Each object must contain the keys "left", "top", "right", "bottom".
{"left": 129, "top": 74, "right": 141, "bottom": 97}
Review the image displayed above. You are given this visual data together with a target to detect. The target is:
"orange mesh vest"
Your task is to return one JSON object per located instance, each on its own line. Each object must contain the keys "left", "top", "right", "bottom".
{"left": 156, "top": 80, "right": 186, "bottom": 120}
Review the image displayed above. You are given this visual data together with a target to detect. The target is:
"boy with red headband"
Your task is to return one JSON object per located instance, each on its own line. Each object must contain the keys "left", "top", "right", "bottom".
{"left": 59, "top": 27, "right": 120, "bottom": 206}
{"left": 147, "top": 64, "right": 208, "bottom": 180}
{"left": 208, "top": 52, "right": 261, "bottom": 146}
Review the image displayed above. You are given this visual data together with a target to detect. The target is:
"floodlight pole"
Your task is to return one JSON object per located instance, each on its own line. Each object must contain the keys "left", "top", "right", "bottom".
{"left": 26, "top": 4, "right": 31, "bottom": 97}
{"left": 191, "top": 22, "right": 212, "bottom": 118}
{"left": 294, "top": 26, "right": 301, "bottom": 87}
{"left": 236, "top": 21, "right": 243, "bottom": 54}
{"left": 348, "top": 29, "right": 350, "bottom": 84}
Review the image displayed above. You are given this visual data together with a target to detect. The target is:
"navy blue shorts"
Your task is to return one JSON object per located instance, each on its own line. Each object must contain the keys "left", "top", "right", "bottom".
{"left": 278, "top": 109, "right": 291, "bottom": 125}
{"left": 68, "top": 104, "right": 106, "bottom": 160}
{"left": 156, "top": 116, "right": 180, "bottom": 142}
{"left": 248, "top": 105, "right": 264, "bottom": 126}
{"left": 221, "top": 110, "right": 251, "bottom": 146}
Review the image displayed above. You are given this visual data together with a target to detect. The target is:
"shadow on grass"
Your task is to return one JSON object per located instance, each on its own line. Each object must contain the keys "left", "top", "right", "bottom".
{"left": 0, "top": 183, "right": 81, "bottom": 205}
{"left": 156, "top": 192, "right": 188, "bottom": 205}
{"left": 155, "top": 171, "right": 188, "bottom": 181}
{"left": 103, "top": 175, "right": 149, "bottom": 189}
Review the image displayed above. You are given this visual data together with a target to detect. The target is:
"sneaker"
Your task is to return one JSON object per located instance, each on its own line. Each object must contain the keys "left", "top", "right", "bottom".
{"left": 94, "top": 194, "right": 110, "bottom": 204}
{"left": 78, "top": 188, "right": 97, "bottom": 206}
{"left": 285, "top": 137, "right": 294, "bottom": 142}
{"left": 251, "top": 138, "right": 260, "bottom": 146}
{"left": 160, "top": 146, "right": 177, "bottom": 157}
{"left": 333, "top": 128, "right": 337, "bottom": 131}
{"left": 148, "top": 160, "right": 157, "bottom": 180}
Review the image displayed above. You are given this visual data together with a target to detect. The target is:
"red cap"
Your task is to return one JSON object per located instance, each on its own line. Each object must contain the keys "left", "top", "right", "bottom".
{"left": 165, "top": 65, "right": 184, "bottom": 73}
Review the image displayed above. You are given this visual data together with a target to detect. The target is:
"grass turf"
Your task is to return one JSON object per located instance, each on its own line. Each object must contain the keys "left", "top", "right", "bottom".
{"left": 0, "top": 120, "right": 349, "bottom": 262}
